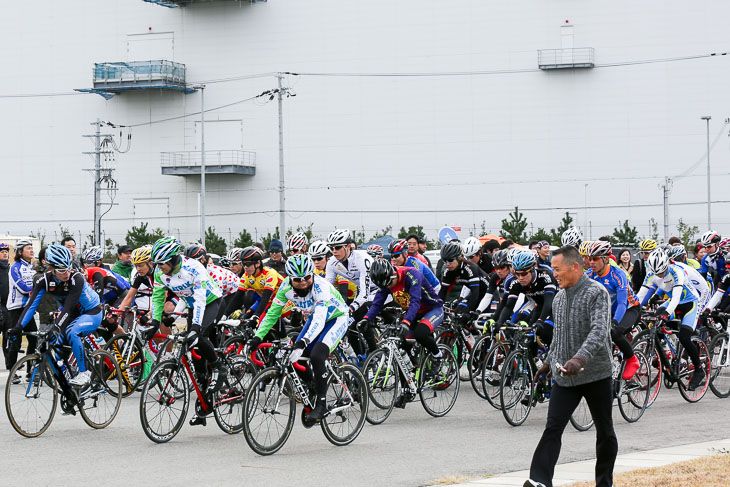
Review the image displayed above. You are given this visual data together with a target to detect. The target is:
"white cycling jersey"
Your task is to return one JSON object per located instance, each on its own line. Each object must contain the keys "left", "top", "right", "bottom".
{"left": 206, "top": 262, "right": 239, "bottom": 296}
{"left": 325, "top": 249, "right": 375, "bottom": 311}
{"left": 151, "top": 257, "right": 222, "bottom": 326}
{"left": 675, "top": 261, "right": 709, "bottom": 309}
{"left": 7, "top": 260, "right": 35, "bottom": 310}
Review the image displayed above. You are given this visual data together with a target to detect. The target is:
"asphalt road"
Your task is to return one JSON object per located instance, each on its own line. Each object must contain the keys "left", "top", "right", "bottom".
{"left": 1, "top": 368, "right": 728, "bottom": 487}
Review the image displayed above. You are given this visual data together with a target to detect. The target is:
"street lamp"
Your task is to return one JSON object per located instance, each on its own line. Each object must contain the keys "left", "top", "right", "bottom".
{"left": 701, "top": 116, "right": 711, "bottom": 228}
{"left": 193, "top": 85, "right": 207, "bottom": 243}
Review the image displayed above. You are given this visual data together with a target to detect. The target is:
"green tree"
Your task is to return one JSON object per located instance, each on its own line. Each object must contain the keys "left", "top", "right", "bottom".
{"left": 261, "top": 228, "right": 279, "bottom": 252}
{"left": 612, "top": 220, "right": 639, "bottom": 246}
{"left": 397, "top": 225, "right": 425, "bottom": 239}
{"left": 125, "top": 222, "right": 165, "bottom": 249}
{"left": 549, "top": 212, "right": 574, "bottom": 245}
{"left": 287, "top": 223, "right": 315, "bottom": 242}
{"left": 500, "top": 206, "right": 528, "bottom": 244}
{"left": 204, "top": 226, "right": 227, "bottom": 255}
{"left": 676, "top": 218, "right": 699, "bottom": 249}
{"left": 530, "top": 227, "right": 552, "bottom": 244}
{"left": 29, "top": 229, "right": 47, "bottom": 248}
{"left": 647, "top": 218, "right": 659, "bottom": 241}
{"left": 233, "top": 229, "right": 253, "bottom": 249}
{"left": 371, "top": 225, "right": 393, "bottom": 240}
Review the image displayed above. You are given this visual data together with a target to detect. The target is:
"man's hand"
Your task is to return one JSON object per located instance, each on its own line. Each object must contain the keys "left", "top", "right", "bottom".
{"left": 559, "top": 356, "right": 586, "bottom": 376}
{"left": 230, "top": 309, "right": 242, "bottom": 320}
{"left": 535, "top": 320, "right": 553, "bottom": 343}
{"left": 655, "top": 308, "right": 670, "bottom": 322}
{"left": 247, "top": 335, "right": 262, "bottom": 352}
{"left": 290, "top": 340, "right": 307, "bottom": 363}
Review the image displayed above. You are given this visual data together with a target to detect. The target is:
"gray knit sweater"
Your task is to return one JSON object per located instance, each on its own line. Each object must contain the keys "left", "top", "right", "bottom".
{"left": 548, "top": 273, "right": 613, "bottom": 387}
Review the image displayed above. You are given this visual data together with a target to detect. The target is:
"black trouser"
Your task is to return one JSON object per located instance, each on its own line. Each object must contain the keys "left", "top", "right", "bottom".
{"left": 349, "top": 303, "right": 377, "bottom": 354}
{"left": 611, "top": 306, "right": 639, "bottom": 359}
{"left": 529, "top": 376, "right": 617, "bottom": 487}
{"left": 98, "top": 291, "right": 130, "bottom": 341}
{"left": 4, "top": 308, "right": 37, "bottom": 370}
{"left": 186, "top": 299, "right": 221, "bottom": 376}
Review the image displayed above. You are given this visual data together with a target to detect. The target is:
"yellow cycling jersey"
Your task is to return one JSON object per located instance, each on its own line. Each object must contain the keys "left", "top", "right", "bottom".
{"left": 315, "top": 268, "right": 356, "bottom": 301}
{"left": 239, "top": 266, "right": 284, "bottom": 296}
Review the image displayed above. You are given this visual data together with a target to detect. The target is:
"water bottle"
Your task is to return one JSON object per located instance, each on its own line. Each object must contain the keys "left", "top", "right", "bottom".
{"left": 57, "top": 359, "right": 71, "bottom": 382}
{"left": 466, "top": 333, "right": 476, "bottom": 348}
{"left": 402, "top": 352, "right": 415, "bottom": 375}
{"left": 341, "top": 339, "right": 357, "bottom": 362}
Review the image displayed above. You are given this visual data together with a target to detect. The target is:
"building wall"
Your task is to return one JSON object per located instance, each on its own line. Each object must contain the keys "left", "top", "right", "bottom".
{"left": 1, "top": 0, "right": 729, "bottom": 246}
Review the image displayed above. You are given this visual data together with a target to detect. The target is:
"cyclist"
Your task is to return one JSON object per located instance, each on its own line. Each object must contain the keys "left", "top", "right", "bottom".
{"left": 247, "top": 254, "right": 349, "bottom": 421}
{"left": 83, "top": 265, "right": 131, "bottom": 340}
{"left": 631, "top": 239, "right": 657, "bottom": 293}
{"left": 309, "top": 240, "right": 353, "bottom": 303}
{"left": 636, "top": 249, "right": 705, "bottom": 390}
{"left": 287, "top": 232, "right": 309, "bottom": 256}
{"left": 225, "top": 247, "right": 244, "bottom": 277}
{"left": 366, "top": 244, "right": 384, "bottom": 259}
{"left": 560, "top": 226, "right": 583, "bottom": 248}
{"left": 438, "top": 241, "right": 489, "bottom": 320}
{"left": 149, "top": 237, "right": 226, "bottom": 424}
{"left": 81, "top": 246, "right": 110, "bottom": 270}
{"left": 669, "top": 245, "right": 710, "bottom": 313}
{"left": 462, "top": 236, "right": 484, "bottom": 268}
{"left": 4, "top": 239, "right": 37, "bottom": 381}
{"left": 578, "top": 241, "right": 592, "bottom": 270}
{"left": 389, "top": 239, "right": 440, "bottom": 293}
{"left": 364, "top": 258, "right": 444, "bottom": 386}
{"left": 185, "top": 243, "right": 238, "bottom": 318}
{"left": 496, "top": 250, "right": 557, "bottom": 345}
{"left": 9, "top": 245, "right": 102, "bottom": 387}
{"left": 264, "top": 238, "right": 287, "bottom": 275}
{"left": 698, "top": 230, "right": 726, "bottom": 287}
{"left": 584, "top": 241, "right": 641, "bottom": 379}
{"left": 478, "top": 249, "right": 513, "bottom": 314}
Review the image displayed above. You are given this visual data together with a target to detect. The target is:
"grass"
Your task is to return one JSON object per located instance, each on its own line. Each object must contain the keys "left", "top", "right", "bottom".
{"left": 425, "top": 474, "right": 492, "bottom": 486}
{"left": 565, "top": 453, "right": 730, "bottom": 487}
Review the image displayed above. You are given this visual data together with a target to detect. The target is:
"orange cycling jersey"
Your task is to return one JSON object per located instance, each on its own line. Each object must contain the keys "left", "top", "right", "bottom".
{"left": 239, "top": 266, "right": 284, "bottom": 296}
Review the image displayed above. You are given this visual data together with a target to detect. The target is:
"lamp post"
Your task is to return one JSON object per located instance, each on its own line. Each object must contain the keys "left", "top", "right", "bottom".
{"left": 701, "top": 116, "right": 711, "bottom": 228}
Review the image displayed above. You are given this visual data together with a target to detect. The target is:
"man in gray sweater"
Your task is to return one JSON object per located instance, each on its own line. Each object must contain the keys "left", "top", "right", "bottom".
{"left": 525, "top": 246, "right": 617, "bottom": 487}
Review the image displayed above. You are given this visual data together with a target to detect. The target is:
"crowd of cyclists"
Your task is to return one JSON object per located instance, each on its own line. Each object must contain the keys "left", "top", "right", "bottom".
{"left": 2, "top": 223, "right": 729, "bottom": 453}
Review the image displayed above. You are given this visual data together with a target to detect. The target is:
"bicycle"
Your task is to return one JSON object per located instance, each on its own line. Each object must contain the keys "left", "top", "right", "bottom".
{"left": 707, "top": 312, "right": 730, "bottom": 398}
{"left": 139, "top": 331, "right": 254, "bottom": 442}
{"left": 103, "top": 306, "right": 150, "bottom": 397}
{"left": 436, "top": 309, "right": 486, "bottom": 382}
{"left": 5, "top": 326, "right": 122, "bottom": 437}
{"left": 479, "top": 322, "right": 530, "bottom": 410}
{"left": 242, "top": 340, "right": 368, "bottom": 455}
{"left": 362, "top": 322, "right": 459, "bottom": 425}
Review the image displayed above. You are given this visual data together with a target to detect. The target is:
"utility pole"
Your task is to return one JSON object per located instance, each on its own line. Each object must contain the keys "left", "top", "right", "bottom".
{"left": 82, "top": 119, "right": 114, "bottom": 246}
{"left": 701, "top": 116, "right": 711, "bottom": 228}
{"left": 199, "top": 86, "right": 207, "bottom": 243}
{"left": 661, "top": 176, "right": 672, "bottom": 243}
{"left": 277, "top": 73, "right": 286, "bottom": 239}
{"left": 584, "top": 183, "right": 588, "bottom": 239}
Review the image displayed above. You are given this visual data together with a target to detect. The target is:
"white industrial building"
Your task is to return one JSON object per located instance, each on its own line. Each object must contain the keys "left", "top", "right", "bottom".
{"left": 1, "top": 1, "right": 730, "bottom": 247}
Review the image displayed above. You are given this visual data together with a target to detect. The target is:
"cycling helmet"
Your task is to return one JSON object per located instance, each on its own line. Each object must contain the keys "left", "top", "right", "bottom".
{"left": 131, "top": 245, "right": 152, "bottom": 265}
{"left": 15, "top": 239, "right": 33, "bottom": 256}
{"left": 462, "top": 237, "right": 481, "bottom": 258}
{"left": 720, "top": 238, "right": 730, "bottom": 252}
{"left": 388, "top": 239, "right": 408, "bottom": 256}
{"left": 639, "top": 239, "right": 658, "bottom": 252}
{"left": 586, "top": 240, "right": 612, "bottom": 257}
{"left": 578, "top": 241, "right": 593, "bottom": 257}
{"left": 184, "top": 243, "right": 207, "bottom": 260}
{"left": 370, "top": 258, "right": 396, "bottom": 288}
{"left": 226, "top": 247, "right": 243, "bottom": 263}
{"left": 492, "top": 249, "right": 508, "bottom": 268}
{"left": 81, "top": 246, "right": 103, "bottom": 265}
{"left": 366, "top": 244, "right": 384, "bottom": 259}
{"left": 308, "top": 240, "right": 330, "bottom": 258}
{"left": 285, "top": 253, "right": 315, "bottom": 278}
{"left": 511, "top": 251, "right": 537, "bottom": 271}
{"left": 0, "top": 243, "right": 8, "bottom": 251}
{"left": 151, "top": 237, "right": 182, "bottom": 264}
{"left": 240, "top": 246, "right": 265, "bottom": 262}
{"left": 561, "top": 227, "right": 583, "bottom": 248}
{"left": 287, "top": 232, "right": 309, "bottom": 252}
{"left": 440, "top": 241, "right": 463, "bottom": 261}
{"left": 327, "top": 229, "right": 352, "bottom": 246}
{"left": 506, "top": 248, "right": 522, "bottom": 266}
{"left": 669, "top": 245, "right": 687, "bottom": 261}
{"left": 46, "top": 244, "right": 73, "bottom": 270}
{"left": 700, "top": 230, "right": 721, "bottom": 247}
{"left": 646, "top": 249, "right": 670, "bottom": 275}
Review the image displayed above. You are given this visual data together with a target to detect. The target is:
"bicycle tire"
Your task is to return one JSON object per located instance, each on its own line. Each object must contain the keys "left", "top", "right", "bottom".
{"left": 631, "top": 329, "right": 662, "bottom": 407}
{"left": 709, "top": 332, "right": 730, "bottom": 398}
{"left": 436, "top": 329, "right": 466, "bottom": 369}
{"left": 106, "top": 334, "right": 146, "bottom": 397}
{"left": 480, "top": 342, "right": 509, "bottom": 410}
{"left": 569, "top": 398, "right": 594, "bottom": 432}
{"left": 242, "top": 367, "right": 296, "bottom": 456}
{"left": 676, "top": 336, "right": 710, "bottom": 403}
{"left": 321, "top": 363, "right": 368, "bottom": 446}
{"left": 214, "top": 355, "right": 256, "bottom": 434}
{"left": 139, "top": 360, "right": 190, "bottom": 443}
{"left": 617, "top": 350, "right": 651, "bottom": 423}
{"left": 5, "top": 354, "right": 58, "bottom": 438}
{"left": 499, "top": 350, "right": 534, "bottom": 427}
{"left": 362, "top": 347, "right": 399, "bottom": 425}
{"left": 79, "top": 349, "right": 123, "bottom": 429}
{"left": 418, "top": 344, "right": 460, "bottom": 418}
{"left": 468, "top": 334, "right": 492, "bottom": 399}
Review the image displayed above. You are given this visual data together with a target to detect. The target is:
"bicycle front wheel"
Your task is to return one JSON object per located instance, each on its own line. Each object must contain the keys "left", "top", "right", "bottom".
{"left": 139, "top": 360, "right": 190, "bottom": 443}
{"left": 631, "top": 330, "right": 662, "bottom": 407}
{"left": 5, "top": 354, "right": 58, "bottom": 438}
{"left": 569, "top": 398, "right": 594, "bottom": 431}
{"left": 242, "top": 367, "right": 296, "bottom": 456}
{"left": 676, "top": 337, "right": 710, "bottom": 403}
{"left": 468, "top": 334, "right": 492, "bottom": 399}
{"left": 214, "top": 355, "right": 256, "bottom": 434}
{"left": 362, "top": 347, "right": 399, "bottom": 425}
{"left": 709, "top": 333, "right": 730, "bottom": 398}
{"left": 321, "top": 363, "right": 368, "bottom": 446}
{"left": 499, "top": 350, "right": 534, "bottom": 427}
{"left": 481, "top": 343, "right": 509, "bottom": 410}
{"left": 78, "top": 350, "right": 123, "bottom": 429}
{"left": 418, "top": 344, "right": 460, "bottom": 417}
{"left": 617, "top": 350, "right": 651, "bottom": 423}
{"left": 106, "top": 334, "right": 146, "bottom": 397}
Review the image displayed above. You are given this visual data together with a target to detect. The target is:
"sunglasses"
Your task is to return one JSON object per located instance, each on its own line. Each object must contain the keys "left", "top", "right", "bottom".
{"left": 242, "top": 261, "right": 257, "bottom": 266}
{"left": 514, "top": 270, "right": 531, "bottom": 277}
{"left": 330, "top": 244, "right": 347, "bottom": 251}
{"left": 52, "top": 267, "right": 71, "bottom": 274}
{"left": 270, "top": 250, "right": 282, "bottom": 254}
{"left": 443, "top": 258, "right": 459, "bottom": 264}
{"left": 312, "top": 256, "right": 326, "bottom": 262}
{"left": 292, "top": 275, "right": 313, "bottom": 283}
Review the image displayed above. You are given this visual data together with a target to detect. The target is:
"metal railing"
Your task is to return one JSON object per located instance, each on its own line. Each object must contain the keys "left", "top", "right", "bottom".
{"left": 538, "top": 48, "right": 595, "bottom": 69}
{"left": 160, "top": 150, "right": 256, "bottom": 168}
{"left": 93, "top": 61, "right": 187, "bottom": 85}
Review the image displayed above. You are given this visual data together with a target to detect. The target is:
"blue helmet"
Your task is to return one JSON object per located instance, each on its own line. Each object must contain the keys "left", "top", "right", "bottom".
{"left": 285, "top": 254, "right": 314, "bottom": 278}
{"left": 46, "top": 244, "right": 73, "bottom": 270}
{"left": 511, "top": 250, "right": 537, "bottom": 271}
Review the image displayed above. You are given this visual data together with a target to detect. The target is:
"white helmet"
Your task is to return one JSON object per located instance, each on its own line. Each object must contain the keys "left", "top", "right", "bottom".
{"left": 700, "top": 230, "right": 721, "bottom": 247}
{"left": 646, "top": 249, "right": 670, "bottom": 275}
{"left": 308, "top": 240, "right": 330, "bottom": 257}
{"left": 462, "top": 237, "right": 481, "bottom": 258}
{"left": 327, "top": 229, "right": 351, "bottom": 246}
{"left": 561, "top": 227, "right": 584, "bottom": 248}
{"left": 287, "top": 232, "right": 308, "bottom": 252}
{"left": 226, "top": 247, "right": 244, "bottom": 263}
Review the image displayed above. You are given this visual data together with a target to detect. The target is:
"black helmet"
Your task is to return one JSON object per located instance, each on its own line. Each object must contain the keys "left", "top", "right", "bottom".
{"left": 492, "top": 249, "right": 508, "bottom": 268}
{"left": 370, "top": 258, "right": 395, "bottom": 288}
{"left": 184, "top": 243, "right": 207, "bottom": 260}
{"left": 241, "top": 246, "right": 265, "bottom": 262}
{"left": 440, "top": 241, "right": 463, "bottom": 261}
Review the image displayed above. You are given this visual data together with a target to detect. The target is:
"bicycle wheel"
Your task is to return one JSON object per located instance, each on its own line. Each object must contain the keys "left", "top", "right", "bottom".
{"left": 499, "top": 350, "right": 534, "bottom": 427}
{"left": 242, "top": 367, "right": 296, "bottom": 456}
{"left": 618, "top": 350, "right": 651, "bottom": 423}
{"left": 139, "top": 360, "right": 190, "bottom": 443}
{"left": 321, "top": 363, "right": 368, "bottom": 446}
{"left": 481, "top": 343, "right": 508, "bottom": 409}
{"left": 418, "top": 344, "right": 460, "bottom": 417}
{"left": 214, "top": 355, "right": 256, "bottom": 434}
{"left": 676, "top": 336, "right": 710, "bottom": 403}
{"left": 78, "top": 350, "right": 123, "bottom": 429}
{"left": 468, "top": 334, "right": 492, "bottom": 398}
{"left": 221, "top": 335, "right": 248, "bottom": 358}
{"left": 106, "top": 334, "right": 146, "bottom": 397}
{"left": 709, "top": 333, "right": 730, "bottom": 398}
{"left": 437, "top": 328, "right": 466, "bottom": 370}
{"left": 362, "top": 347, "right": 400, "bottom": 425}
{"left": 5, "top": 354, "right": 58, "bottom": 438}
{"left": 569, "top": 398, "right": 594, "bottom": 431}
{"left": 631, "top": 330, "right": 662, "bottom": 407}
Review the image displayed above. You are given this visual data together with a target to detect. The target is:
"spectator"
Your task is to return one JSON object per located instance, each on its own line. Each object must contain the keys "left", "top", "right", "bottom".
{"left": 668, "top": 236, "right": 682, "bottom": 246}
{"left": 479, "top": 239, "right": 500, "bottom": 274}
{"left": 528, "top": 240, "right": 538, "bottom": 250}
{"left": 0, "top": 243, "right": 9, "bottom": 359}
{"left": 616, "top": 249, "right": 632, "bottom": 275}
{"left": 694, "top": 242, "right": 707, "bottom": 262}
{"left": 253, "top": 242, "right": 265, "bottom": 251}
{"left": 526, "top": 246, "right": 617, "bottom": 487}
{"left": 406, "top": 234, "right": 429, "bottom": 266}
{"left": 264, "top": 238, "right": 287, "bottom": 275}
{"left": 112, "top": 245, "right": 133, "bottom": 280}
{"left": 500, "top": 239, "right": 515, "bottom": 250}
{"left": 536, "top": 240, "right": 551, "bottom": 267}
{"left": 417, "top": 236, "right": 432, "bottom": 267}
{"left": 5, "top": 240, "right": 38, "bottom": 382}
{"left": 61, "top": 236, "right": 83, "bottom": 271}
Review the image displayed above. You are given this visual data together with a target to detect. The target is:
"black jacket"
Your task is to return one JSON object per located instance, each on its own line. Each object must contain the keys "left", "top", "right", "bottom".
{"left": 0, "top": 259, "right": 9, "bottom": 307}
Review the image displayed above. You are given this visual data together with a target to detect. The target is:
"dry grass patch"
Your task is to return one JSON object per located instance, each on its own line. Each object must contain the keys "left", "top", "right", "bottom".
{"left": 566, "top": 452, "right": 730, "bottom": 487}
{"left": 424, "top": 474, "right": 493, "bottom": 486}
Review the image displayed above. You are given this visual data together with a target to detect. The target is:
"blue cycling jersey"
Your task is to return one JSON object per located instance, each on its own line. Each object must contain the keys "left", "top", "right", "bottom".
{"left": 19, "top": 271, "right": 101, "bottom": 330}
{"left": 699, "top": 252, "right": 727, "bottom": 281}
{"left": 586, "top": 265, "right": 639, "bottom": 322}
{"left": 404, "top": 255, "right": 440, "bottom": 289}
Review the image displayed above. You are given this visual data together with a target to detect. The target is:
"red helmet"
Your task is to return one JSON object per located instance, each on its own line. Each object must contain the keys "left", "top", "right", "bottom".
{"left": 388, "top": 239, "right": 408, "bottom": 256}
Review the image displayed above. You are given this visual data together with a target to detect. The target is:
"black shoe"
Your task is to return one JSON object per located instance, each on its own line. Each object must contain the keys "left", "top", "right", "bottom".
{"left": 426, "top": 354, "right": 443, "bottom": 380}
{"left": 189, "top": 414, "right": 207, "bottom": 427}
{"left": 687, "top": 368, "right": 706, "bottom": 391}
{"left": 11, "top": 374, "right": 21, "bottom": 385}
{"left": 207, "top": 363, "right": 227, "bottom": 395}
{"left": 305, "top": 401, "right": 328, "bottom": 422}
{"left": 523, "top": 480, "right": 546, "bottom": 487}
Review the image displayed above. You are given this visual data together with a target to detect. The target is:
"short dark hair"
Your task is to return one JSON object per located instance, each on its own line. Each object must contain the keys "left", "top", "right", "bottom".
{"left": 482, "top": 239, "right": 500, "bottom": 253}
{"left": 552, "top": 246, "right": 582, "bottom": 267}
{"left": 405, "top": 234, "right": 420, "bottom": 242}
{"left": 254, "top": 242, "right": 265, "bottom": 251}
{"left": 528, "top": 240, "right": 538, "bottom": 249}
{"left": 668, "top": 236, "right": 682, "bottom": 245}
{"left": 60, "top": 236, "right": 75, "bottom": 246}
{"left": 598, "top": 236, "right": 611, "bottom": 242}
{"left": 499, "top": 239, "right": 514, "bottom": 250}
